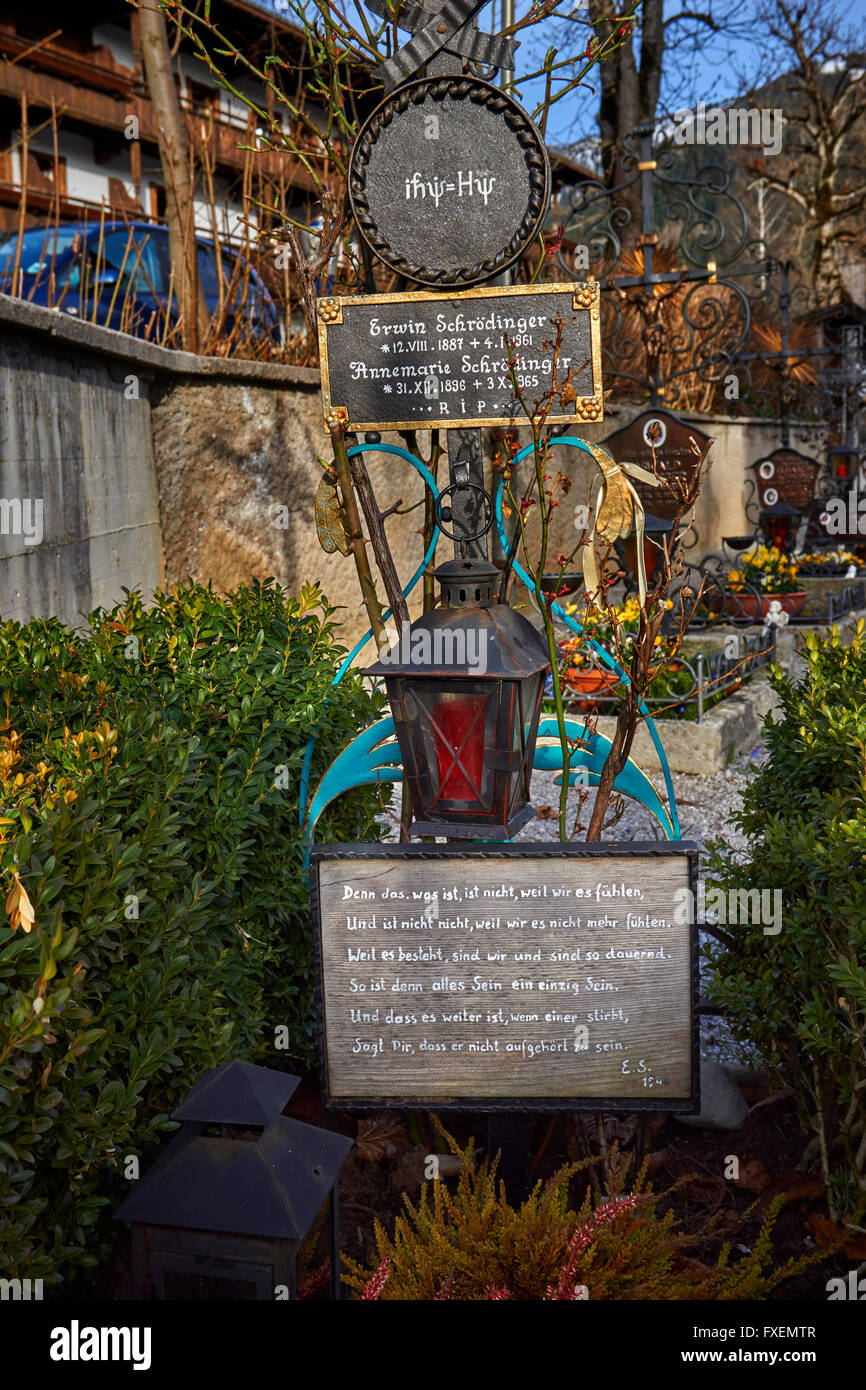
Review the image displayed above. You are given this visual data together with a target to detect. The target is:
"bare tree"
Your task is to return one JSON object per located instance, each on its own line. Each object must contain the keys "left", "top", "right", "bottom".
{"left": 741, "top": 0, "right": 866, "bottom": 296}
{"left": 587, "top": 0, "right": 661, "bottom": 189}
{"left": 577, "top": 0, "right": 758, "bottom": 245}
{"left": 138, "top": 2, "right": 208, "bottom": 350}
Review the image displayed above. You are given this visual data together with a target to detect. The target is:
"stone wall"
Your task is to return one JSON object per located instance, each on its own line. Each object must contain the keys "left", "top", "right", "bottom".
{"left": 149, "top": 377, "right": 429, "bottom": 655}
{"left": 0, "top": 293, "right": 825, "bottom": 649}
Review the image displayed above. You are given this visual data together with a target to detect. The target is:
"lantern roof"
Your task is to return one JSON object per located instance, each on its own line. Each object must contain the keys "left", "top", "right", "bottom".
{"left": 171, "top": 1060, "right": 300, "bottom": 1127}
{"left": 434, "top": 556, "right": 501, "bottom": 586}
{"left": 367, "top": 601, "right": 549, "bottom": 681}
{"left": 760, "top": 501, "right": 801, "bottom": 517}
{"left": 116, "top": 1115, "right": 353, "bottom": 1241}
{"left": 639, "top": 512, "right": 675, "bottom": 533}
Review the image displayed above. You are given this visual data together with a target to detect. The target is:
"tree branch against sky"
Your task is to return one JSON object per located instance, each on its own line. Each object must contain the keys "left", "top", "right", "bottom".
{"left": 527, "top": 0, "right": 765, "bottom": 150}
{"left": 733, "top": 0, "right": 866, "bottom": 295}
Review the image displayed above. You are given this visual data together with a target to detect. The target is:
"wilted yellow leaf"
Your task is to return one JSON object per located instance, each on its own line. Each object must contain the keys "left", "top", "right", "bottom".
{"left": 17, "top": 883, "right": 35, "bottom": 926}
{"left": 5, "top": 872, "right": 36, "bottom": 933}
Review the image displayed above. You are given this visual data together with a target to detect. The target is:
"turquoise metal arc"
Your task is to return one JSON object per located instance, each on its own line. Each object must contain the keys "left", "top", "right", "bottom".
{"left": 495, "top": 436, "right": 680, "bottom": 838}
{"left": 305, "top": 714, "right": 675, "bottom": 844}
{"left": 307, "top": 716, "right": 403, "bottom": 846}
{"left": 299, "top": 442, "right": 441, "bottom": 829}
{"left": 535, "top": 718, "right": 675, "bottom": 840}
{"left": 335, "top": 443, "right": 442, "bottom": 683}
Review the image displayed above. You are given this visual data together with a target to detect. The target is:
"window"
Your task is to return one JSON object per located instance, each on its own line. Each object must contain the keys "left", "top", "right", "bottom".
{"left": 101, "top": 228, "right": 166, "bottom": 295}
{"left": 0, "top": 226, "right": 84, "bottom": 277}
{"left": 187, "top": 80, "right": 221, "bottom": 119}
{"left": 196, "top": 244, "right": 223, "bottom": 299}
{"left": 149, "top": 184, "right": 166, "bottom": 221}
{"left": 53, "top": 228, "right": 167, "bottom": 296}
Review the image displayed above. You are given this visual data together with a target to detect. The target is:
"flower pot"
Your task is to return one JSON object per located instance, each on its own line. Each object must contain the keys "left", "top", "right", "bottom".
{"left": 724, "top": 590, "right": 809, "bottom": 621}
{"left": 561, "top": 667, "right": 620, "bottom": 697}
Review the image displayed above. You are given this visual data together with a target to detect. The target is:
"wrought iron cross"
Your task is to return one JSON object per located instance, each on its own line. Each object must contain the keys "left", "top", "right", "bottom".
{"left": 366, "top": 0, "right": 518, "bottom": 91}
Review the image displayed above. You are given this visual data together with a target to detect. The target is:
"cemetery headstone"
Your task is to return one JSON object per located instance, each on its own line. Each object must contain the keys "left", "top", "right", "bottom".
{"left": 603, "top": 409, "right": 712, "bottom": 521}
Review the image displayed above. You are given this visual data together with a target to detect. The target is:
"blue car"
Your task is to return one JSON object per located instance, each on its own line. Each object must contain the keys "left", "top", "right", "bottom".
{"left": 0, "top": 221, "right": 281, "bottom": 347}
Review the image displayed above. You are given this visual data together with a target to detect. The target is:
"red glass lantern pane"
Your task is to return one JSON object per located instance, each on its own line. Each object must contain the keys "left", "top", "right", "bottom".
{"left": 766, "top": 517, "right": 789, "bottom": 549}
{"left": 429, "top": 692, "right": 487, "bottom": 801}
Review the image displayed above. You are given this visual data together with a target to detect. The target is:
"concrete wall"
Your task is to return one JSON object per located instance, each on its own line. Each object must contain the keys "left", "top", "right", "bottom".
{"left": 0, "top": 294, "right": 429, "bottom": 649}
{"left": 0, "top": 293, "right": 824, "bottom": 648}
{"left": 0, "top": 298, "right": 162, "bottom": 627}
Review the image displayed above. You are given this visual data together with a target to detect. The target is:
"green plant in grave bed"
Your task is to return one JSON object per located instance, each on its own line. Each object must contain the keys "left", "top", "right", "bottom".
{"left": 0, "top": 579, "right": 383, "bottom": 1284}
{"left": 343, "top": 1124, "right": 823, "bottom": 1300}
{"left": 703, "top": 621, "right": 866, "bottom": 1227}
{"left": 727, "top": 545, "right": 800, "bottom": 594}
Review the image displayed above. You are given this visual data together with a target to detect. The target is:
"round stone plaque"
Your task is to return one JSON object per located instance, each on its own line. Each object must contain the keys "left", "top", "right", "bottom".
{"left": 349, "top": 76, "right": 551, "bottom": 287}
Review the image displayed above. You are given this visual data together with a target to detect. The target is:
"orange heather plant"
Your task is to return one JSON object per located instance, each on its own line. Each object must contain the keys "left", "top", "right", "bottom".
{"left": 343, "top": 1124, "right": 824, "bottom": 1301}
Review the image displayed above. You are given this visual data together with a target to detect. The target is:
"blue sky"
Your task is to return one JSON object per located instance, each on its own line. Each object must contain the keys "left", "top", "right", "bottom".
{"left": 350, "top": 0, "right": 866, "bottom": 146}
{"left": 268, "top": 0, "right": 866, "bottom": 147}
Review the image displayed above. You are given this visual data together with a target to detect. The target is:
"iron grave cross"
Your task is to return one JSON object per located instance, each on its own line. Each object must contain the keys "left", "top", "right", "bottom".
{"left": 365, "top": 0, "right": 518, "bottom": 90}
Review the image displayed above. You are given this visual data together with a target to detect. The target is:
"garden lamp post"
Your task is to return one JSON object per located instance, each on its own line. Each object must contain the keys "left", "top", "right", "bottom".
{"left": 115, "top": 1060, "right": 352, "bottom": 1300}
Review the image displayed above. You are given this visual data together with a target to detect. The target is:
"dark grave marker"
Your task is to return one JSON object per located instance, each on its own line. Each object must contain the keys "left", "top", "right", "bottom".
{"left": 603, "top": 410, "right": 712, "bottom": 520}
{"left": 317, "top": 281, "right": 602, "bottom": 435}
{"left": 751, "top": 447, "right": 820, "bottom": 513}
{"left": 349, "top": 76, "right": 550, "bottom": 287}
{"left": 311, "top": 842, "right": 699, "bottom": 1112}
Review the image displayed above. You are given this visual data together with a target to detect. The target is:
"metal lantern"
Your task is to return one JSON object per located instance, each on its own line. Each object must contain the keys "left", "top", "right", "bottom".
{"left": 115, "top": 1061, "right": 352, "bottom": 1301}
{"left": 760, "top": 500, "right": 801, "bottom": 552}
{"left": 367, "top": 556, "right": 550, "bottom": 839}
{"left": 828, "top": 443, "right": 860, "bottom": 485}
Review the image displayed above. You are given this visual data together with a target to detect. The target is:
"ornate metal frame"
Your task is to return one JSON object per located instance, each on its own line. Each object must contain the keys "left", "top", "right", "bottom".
{"left": 349, "top": 75, "right": 551, "bottom": 286}
{"left": 315, "top": 281, "right": 603, "bottom": 433}
{"left": 549, "top": 125, "right": 861, "bottom": 450}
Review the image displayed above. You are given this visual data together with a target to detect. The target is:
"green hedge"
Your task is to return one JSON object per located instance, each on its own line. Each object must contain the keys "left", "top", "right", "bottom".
{"left": 704, "top": 622, "right": 866, "bottom": 1225}
{"left": 0, "top": 580, "right": 383, "bottom": 1283}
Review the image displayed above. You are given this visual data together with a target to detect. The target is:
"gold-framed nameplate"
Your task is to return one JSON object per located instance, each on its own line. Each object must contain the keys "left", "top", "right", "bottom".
{"left": 316, "top": 281, "right": 603, "bottom": 435}
{"left": 311, "top": 842, "right": 699, "bottom": 1111}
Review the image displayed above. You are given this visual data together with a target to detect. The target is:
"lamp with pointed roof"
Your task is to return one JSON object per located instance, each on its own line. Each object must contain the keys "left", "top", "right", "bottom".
{"left": 115, "top": 1060, "right": 352, "bottom": 1300}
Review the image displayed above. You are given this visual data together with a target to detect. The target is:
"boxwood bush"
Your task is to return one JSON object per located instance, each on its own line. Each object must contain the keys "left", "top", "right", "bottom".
{"left": 704, "top": 622, "right": 866, "bottom": 1226}
{"left": 0, "top": 580, "right": 383, "bottom": 1284}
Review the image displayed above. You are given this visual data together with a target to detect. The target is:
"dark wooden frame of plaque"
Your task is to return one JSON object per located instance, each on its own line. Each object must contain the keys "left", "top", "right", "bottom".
{"left": 317, "top": 280, "right": 604, "bottom": 434}
{"left": 349, "top": 75, "right": 551, "bottom": 287}
{"left": 310, "top": 841, "right": 700, "bottom": 1114}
